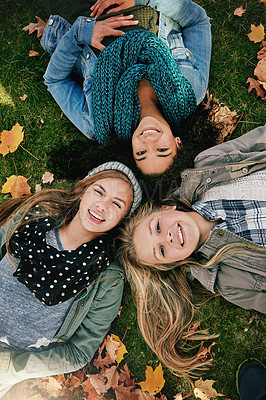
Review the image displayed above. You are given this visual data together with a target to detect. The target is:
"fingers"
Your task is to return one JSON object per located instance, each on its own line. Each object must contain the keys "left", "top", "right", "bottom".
{"left": 105, "top": 14, "right": 139, "bottom": 28}
{"left": 91, "top": 0, "right": 118, "bottom": 18}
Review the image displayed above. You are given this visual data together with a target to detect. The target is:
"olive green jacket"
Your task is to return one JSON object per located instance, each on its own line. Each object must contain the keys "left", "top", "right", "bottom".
{"left": 0, "top": 216, "right": 124, "bottom": 384}
{"left": 171, "top": 125, "right": 266, "bottom": 313}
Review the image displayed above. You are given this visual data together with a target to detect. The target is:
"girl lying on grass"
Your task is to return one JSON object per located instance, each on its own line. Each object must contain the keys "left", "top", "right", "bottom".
{"left": 0, "top": 161, "right": 141, "bottom": 398}
{"left": 24, "top": 0, "right": 213, "bottom": 175}
{"left": 118, "top": 125, "right": 266, "bottom": 376}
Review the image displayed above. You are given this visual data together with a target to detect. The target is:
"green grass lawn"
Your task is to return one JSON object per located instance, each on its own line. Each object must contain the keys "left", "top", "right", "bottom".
{"left": 0, "top": 0, "right": 265, "bottom": 399}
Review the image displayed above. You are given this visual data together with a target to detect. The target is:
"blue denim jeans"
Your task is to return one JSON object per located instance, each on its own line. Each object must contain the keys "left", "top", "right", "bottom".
{"left": 42, "top": 0, "right": 211, "bottom": 139}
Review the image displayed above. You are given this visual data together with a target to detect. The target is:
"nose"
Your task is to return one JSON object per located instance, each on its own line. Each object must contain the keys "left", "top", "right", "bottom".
{"left": 167, "top": 230, "right": 173, "bottom": 245}
{"left": 96, "top": 199, "right": 108, "bottom": 213}
{"left": 140, "top": 133, "right": 160, "bottom": 144}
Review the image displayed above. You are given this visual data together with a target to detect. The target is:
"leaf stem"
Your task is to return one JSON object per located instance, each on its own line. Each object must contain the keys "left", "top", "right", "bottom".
{"left": 20, "top": 145, "right": 39, "bottom": 160}
{"left": 12, "top": 157, "right": 18, "bottom": 175}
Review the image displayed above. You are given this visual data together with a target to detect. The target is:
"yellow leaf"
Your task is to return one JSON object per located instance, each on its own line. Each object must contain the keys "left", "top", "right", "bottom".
{"left": 0, "top": 123, "right": 24, "bottom": 156}
{"left": 110, "top": 334, "right": 128, "bottom": 366}
{"left": 247, "top": 24, "right": 265, "bottom": 43}
{"left": 194, "top": 378, "right": 224, "bottom": 400}
{"left": 233, "top": 6, "right": 246, "bottom": 16}
{"left": 139, "top": 363, "right": 165, "bottom": 395}
{"left": 2, "top": 175, "right": 31, "bottom": 198}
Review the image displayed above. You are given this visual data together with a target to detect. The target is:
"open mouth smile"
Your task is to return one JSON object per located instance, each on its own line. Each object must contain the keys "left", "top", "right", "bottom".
{"left": 177, "top": 224, "right": 184, "bottom": 247}
{"left": 88, "top": 209, "right": 105, "bottom": 224}
{"left": 140, "top": 128, "right": 160, "bottom": 136}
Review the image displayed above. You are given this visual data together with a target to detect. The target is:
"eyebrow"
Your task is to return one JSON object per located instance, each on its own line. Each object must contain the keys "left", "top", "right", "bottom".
{"left": 95, "top": 184, "right": 126, "bottom": 205}
{"left": 149, "top": 219, "right": 159, "bottom": 261}
{"left": 135, "top": 151, "right": 173, "bottom": 162}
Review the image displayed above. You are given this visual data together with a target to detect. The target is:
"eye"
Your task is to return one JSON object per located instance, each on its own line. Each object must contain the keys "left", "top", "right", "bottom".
{"left": 157, "top": 148, "right": 168, "bottom": 152}
{"left": 113, "top": 202, "right": 121, "bottom": 209}
{"left": 94, "top": 189, "right": 103, "bottom": 196}
{"left": 136, "top": 150, "right": 146, "bottom": 156}
{"left": 160, "top": 245, "right": 165, "bottom": 257}
{"left": 156, "top": 220, "right": 160, "bottom": 233}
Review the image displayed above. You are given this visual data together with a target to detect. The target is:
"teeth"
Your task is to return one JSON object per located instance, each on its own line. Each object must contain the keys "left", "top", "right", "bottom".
{"left": 177, "top": 225, "right": 184, "bottom": 246}
{"left": 143, "top": 129, "right": 159, "bottom": 134}
{"left": 89, "top": 210, "right": 104, "bottom": 221}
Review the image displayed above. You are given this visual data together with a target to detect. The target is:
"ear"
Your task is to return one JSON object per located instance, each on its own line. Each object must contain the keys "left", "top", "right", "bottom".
{"left": 174, "top": 136, "right": 183, "bottom": 150}
{"left": 161, "top": 205, "right": 176, "bottom": 211}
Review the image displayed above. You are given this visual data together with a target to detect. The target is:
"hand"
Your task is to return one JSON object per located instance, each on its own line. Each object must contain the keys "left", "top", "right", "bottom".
{"left": 90, "top": 0, "right": 135, "bottom": 18}
{"left": 91, "top": 14, "right": 138, "bottom": 50}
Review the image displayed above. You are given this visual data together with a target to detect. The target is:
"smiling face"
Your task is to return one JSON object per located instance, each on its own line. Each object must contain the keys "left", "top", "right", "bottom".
{"left": 131, "top": 116, "right": 181, "bottom": 174}
{"left": 133, "top": 208, "right": 202, "bottom": 264}
{"left": 77, "top": 178, "right": 133, "bottom": 236}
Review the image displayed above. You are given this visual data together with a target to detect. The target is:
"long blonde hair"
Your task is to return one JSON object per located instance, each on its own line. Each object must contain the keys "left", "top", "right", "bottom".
{"left": 117, "top": 199, "right": 264, "bottom": 376}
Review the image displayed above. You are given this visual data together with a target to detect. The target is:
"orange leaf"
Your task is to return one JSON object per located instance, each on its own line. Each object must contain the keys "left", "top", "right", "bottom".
{"left": 246, "top": 77, "right": 266, "bottom": 100}
{"left": 247, "top": 24, "right": 265, "bottom": 43}
{"left": 29, "top": 50, "right": 39, "bottom": 57}
{"left": 0, "top": 123, "right": 24, "bottom": 156}
{"left": 89, "top": 365, "right": 119, "bottom": 395}
{"left": 257, "top": 46, "right": 266, "bottom": 60}
{"left": 254, "top": 58, "right": 266, "bottom": 81}
{"left": 139, "top": 364, "right": 165, "bottom": 395}
{"left": 111, "top": 334, "right": 128, "bottom": 366}
{"left": 233, "top": 6, "right": 246, "bottom": 16}
{"left": 2, "top": 175, "right": 31, "bottom": 198}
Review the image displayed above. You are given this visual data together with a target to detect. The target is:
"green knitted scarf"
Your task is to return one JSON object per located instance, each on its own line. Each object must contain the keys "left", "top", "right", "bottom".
{"left": 92, "top": 29, "right": 197, "bottom": 144}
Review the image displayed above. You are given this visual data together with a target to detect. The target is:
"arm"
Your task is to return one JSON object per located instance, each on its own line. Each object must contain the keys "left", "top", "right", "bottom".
{"left": 43, "top": 15, "right": 138, "bottom": 138}
{"left": 194, "top": 125, "right": 266, "bottom": 168}
{"left": 0, "top": 264, "right": 124, "bottom": 383}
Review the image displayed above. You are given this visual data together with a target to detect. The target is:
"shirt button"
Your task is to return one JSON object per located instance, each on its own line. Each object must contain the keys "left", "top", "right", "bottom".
{"left": 86, "top": 53, "right": 90, "bottom": 59}
{"left": 86, "top": 17, "right": 91, "bottom": 22}
{"left": 242, "top": 167, "right": 248, "bottom": 174}
{"left": 186, "top": 51, "right": 190, "bottom": 57}
{"left": 48, "top": 18, "right": 53, "bottom": 25}
{"left": 211, "top": 212, "right": 215, "bottom": 217}
{"left": 216, "top": 230, "right": 225, "bottom": 238}
{"left": 206, "top": 177, "right": 212, "bottom": 183}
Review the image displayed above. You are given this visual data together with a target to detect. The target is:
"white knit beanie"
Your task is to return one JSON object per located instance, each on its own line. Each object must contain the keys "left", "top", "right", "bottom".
{"left": 85, "top": 161, "right": 142, "bottom": 215}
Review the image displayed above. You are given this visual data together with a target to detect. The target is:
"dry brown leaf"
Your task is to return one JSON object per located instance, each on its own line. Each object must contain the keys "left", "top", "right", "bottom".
{"left": 42, "top": 171, "right": 54, "bottom": 184}
{"left": 254, "top": 58, "right": 266, "bottom": 81}
{"left": 115, "top": 385, "right": 141, "bottom": 400}
{"left": 89, "top": 365, "right": 119, "bottom": 395}
{"left": 173, "top": 393, "right": 183, "bottom": 400}
{"left": 105, "top": 335, "right": 122, "bottom": 362}
{"left": 139, "top": 364, "right": 165, "bottom": 396}
{"left": 19, "top": 94, "right": 28, "bottom": 101}
{"left": 194, "top": 378, "right": 224, "bottom": 400}
{"left": 247, "top": 23, "right": 265, "bottom": 43}
{"left": 197, "top": 342, "right": 216, "bottom": 362}
{"left": 209, "top": 101, "right": 238, "bottom": 143}
{"left": 259, "top": 0, "right": 266, "bottom": 3}
{"left": 118, "top": 364, "right": 135, "bottom": 387}
{"left": 111, "top": 334, "right": 128, "bottom": 366}
{"left": 35, "top": 183, "right": 42, "bottom": 193}
{"left": 257, "top": 46, "right": 266, "bottom": 60}
{"left": 82, "top": 377, "right": 98, "bottom": 399}
{"left": 0, "top": 122, "right": 24, "bottom": 156}
{"left": 2, "top": 175, "right": 31, "bottom": 198}
{"left": 233, "top": 6, "right": 246, "bottom": 16}
{"left": 246, "top": 77, "right": 266, "bottom": 100}
{"left": 23, "top": 16, "right": 47, "bottom": 38}
{"left": 29, "top": 50, "right": 39, "bottom": 57}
